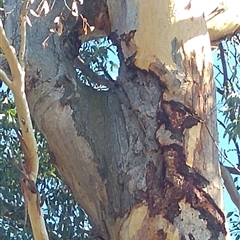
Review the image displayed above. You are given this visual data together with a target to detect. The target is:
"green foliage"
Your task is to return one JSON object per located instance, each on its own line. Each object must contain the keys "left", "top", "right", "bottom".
{"left": 222, "top": 91, "right": 240, "bottom": 141}
{"left": 215, "top": 37, "right": 240, "bottom": 143}
{"left": 0, "top": 89, "right": 90, "bottom": 239}
{"left": 227, "top": 211, "right": 240, "bottom": 240}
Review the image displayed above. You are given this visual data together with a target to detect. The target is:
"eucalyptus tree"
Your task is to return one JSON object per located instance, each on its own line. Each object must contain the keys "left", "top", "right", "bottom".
{"left": 1, "top": 0, "right": 240, "bottom": 239}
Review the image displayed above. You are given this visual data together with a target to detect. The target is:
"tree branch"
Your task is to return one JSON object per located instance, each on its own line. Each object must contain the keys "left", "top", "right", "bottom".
{"left": 0, "top": 2, "right": 49, "bottom": 239}
{"left": 0, "top": 68, "right": 12, "bottom": 87}
{"left": 224, "top": 166, "right": 240, "bottom": 175}
{"left": 220, "top": 164, "right": 240, "bottom": 211}
{"left": 218, "top": 42, "right": 228, "bottom": 92}
{"left": 0, "top": 19, "right": 22, "bottom": 82}
{"left": 74, "top": 56, "right": 117, "bottom": 89}
{"left": 206, "top": 0, "right": 240, "bottom": 43}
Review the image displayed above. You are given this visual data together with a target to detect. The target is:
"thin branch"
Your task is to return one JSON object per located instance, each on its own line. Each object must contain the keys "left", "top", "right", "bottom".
{"left": 205, "top": 122, "right": 240, "bottom": 174}
{"left": 224, "top": 166, "right": 240, "bottom": 175}
{"left": 213, "top": 64, "right": 224, "bottom": 76}
{"left": 216, "top": 87, "right": 224, "bottom": 95}
{"left": 63, "top": 0, "right": 71, "bottom": 11}
{"left": 50, "top": 0, "right": 57, "bottom": 10}
{"left": 219, "top": 42, "right": 228, "bottom": 93}
{"left": 0, "top": 19, "right": 22, "bottom": 81}
{"left": 35, "top": 0, "right": 45, "bottom": 14}
{"left": 0, "top": 69, "right": 12, "bottom": 87}
{"left": 206, "top": 5, "right": 226, "bottom": 22}
{"left": 19, "top": 0, "right": 30, "bottom": 68}
{"left": 222, "top": 40, "right": 236, "bottom": 93}
{"left": 217, "top": 119, "right": 240, "bottom": 167}
{"left": 220, "top": 164, "right": 240, "bottom": 211}
{"left": 74, "top": 56, "right": 117, "bottom": 89}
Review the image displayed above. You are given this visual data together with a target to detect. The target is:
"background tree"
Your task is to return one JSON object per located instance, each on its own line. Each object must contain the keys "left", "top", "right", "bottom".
{"left": 1, "top": 0, "right": 240, "bottom": 239}
{"left": 213, "top": 37, "right": 240, "bottom": 239}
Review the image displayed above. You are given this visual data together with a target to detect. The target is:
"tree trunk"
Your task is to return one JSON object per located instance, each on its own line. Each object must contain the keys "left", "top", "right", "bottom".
{"left": 4, "top": 0, "right": 231, "bottom": 239}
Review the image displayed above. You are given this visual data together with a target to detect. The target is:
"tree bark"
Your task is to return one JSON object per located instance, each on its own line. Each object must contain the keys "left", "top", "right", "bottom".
{"left": 4, "top": 0, "right": 237, "bottom": 239}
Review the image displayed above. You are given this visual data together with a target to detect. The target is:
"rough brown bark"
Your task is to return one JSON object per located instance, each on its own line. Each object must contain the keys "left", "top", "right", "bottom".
{"left": 4, "top": 0, "right": 238, "bottom": 239}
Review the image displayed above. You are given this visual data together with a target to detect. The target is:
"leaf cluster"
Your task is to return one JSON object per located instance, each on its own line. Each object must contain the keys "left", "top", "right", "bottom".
{"left": 215, "top": 36, "right": 240, "bottom": 143}
{"left": 227, "top": 210, "right": 240, "bottom": 240}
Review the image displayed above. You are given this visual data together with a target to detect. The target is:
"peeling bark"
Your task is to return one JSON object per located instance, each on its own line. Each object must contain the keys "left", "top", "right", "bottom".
{"left": 3, "top": 0, "right": 238, "bottom": 239}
